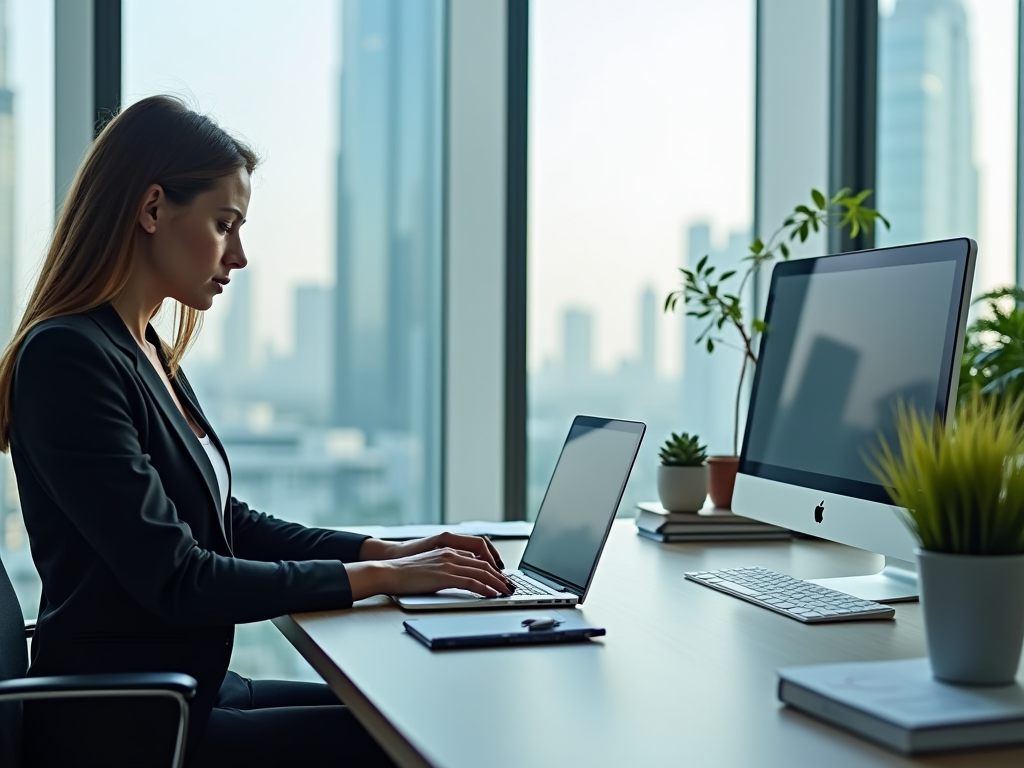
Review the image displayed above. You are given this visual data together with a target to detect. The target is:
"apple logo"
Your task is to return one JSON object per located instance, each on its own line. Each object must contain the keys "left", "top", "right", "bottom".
{"left": 814, "top": 500, "right": 825, "bottom": 523}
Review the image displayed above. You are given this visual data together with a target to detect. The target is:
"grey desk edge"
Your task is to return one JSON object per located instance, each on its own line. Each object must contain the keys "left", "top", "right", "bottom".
{"left": 273, "top": 614, "right": 431, "bottom": 768}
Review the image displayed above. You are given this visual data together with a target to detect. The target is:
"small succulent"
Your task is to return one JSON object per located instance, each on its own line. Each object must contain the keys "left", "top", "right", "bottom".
{"left": 659, "top": 432, "right": 708, "bottom": 467}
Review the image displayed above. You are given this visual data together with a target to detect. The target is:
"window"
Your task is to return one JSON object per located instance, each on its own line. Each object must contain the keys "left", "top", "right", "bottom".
{"left": 877, "top": 0, "right": 1018, "bottom": 296}
{"left": 123, "top": 0, "right": 444, "bottom": 530}
{"left": 123, "top": 0, "right": 445, "bottom": 679}
{"left": 527, "top": 0, "right": 755, "bottom": 517}
{"left": 0, "top": 0, "right": 54, "bottom": 620}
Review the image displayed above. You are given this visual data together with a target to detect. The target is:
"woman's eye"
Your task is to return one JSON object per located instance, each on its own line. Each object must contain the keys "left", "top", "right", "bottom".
{"left": 217, "top": 222, "right": 232, "bottom": 234}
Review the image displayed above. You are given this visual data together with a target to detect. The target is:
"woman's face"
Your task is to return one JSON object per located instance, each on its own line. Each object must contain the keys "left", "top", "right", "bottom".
{"left": 140, "top": 167, "right": 251, "bottom": 311}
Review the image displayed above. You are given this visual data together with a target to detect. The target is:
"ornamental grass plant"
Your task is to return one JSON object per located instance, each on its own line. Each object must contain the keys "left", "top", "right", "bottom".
{"left": 869, "top": 394, "right": 1024, "bottom": 555}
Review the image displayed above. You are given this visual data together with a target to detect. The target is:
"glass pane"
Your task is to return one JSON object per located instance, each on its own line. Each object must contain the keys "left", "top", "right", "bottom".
{"left": 877, "top": 0, "right": 1018, "bottom": 297}
{"left": 528, "top": 0, "right": 755, "bottom": 518}
{"left": 123, "top": 0, "right": 445, "bottom": 678}
{"left": 1, "top": 0, "right": 54, "bottom": 620}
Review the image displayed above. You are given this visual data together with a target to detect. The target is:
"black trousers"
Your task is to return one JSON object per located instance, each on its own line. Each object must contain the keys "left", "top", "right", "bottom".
{"left": 188, "top": 672, "right": 396, "bottom": 768}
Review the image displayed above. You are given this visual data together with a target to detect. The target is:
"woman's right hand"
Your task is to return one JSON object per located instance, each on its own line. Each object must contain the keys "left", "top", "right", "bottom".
{"left": 346, "top": 548, "right": 512, "bottom": 601}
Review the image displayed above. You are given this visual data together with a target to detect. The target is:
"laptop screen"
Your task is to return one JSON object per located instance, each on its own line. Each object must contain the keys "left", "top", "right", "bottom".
{"left": 521, "top": 416, "right": 645, "bottom": 593}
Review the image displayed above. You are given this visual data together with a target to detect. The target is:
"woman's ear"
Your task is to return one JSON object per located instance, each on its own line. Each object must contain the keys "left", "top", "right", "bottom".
{"left": 137, "top": 184, "right": 165, "bottom": 234}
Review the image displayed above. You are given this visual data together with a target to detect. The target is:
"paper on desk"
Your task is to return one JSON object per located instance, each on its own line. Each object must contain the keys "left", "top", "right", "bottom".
{"left": 331, "top": 520, "right": 534, "bottom": 541}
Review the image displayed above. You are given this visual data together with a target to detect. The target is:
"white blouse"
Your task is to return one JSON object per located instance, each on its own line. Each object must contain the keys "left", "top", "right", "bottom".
{"left": 196, "top": 432, "right": 229, "bottom": 519}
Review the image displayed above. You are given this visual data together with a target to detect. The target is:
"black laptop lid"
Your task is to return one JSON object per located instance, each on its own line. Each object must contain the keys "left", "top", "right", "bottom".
{"left": 520, "top": 416, "right": 645, "bottom": 597}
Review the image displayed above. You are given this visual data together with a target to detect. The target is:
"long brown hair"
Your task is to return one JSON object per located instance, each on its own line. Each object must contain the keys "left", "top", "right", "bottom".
{"left": 0, "top": 95, "right": 259, "bottom": 451}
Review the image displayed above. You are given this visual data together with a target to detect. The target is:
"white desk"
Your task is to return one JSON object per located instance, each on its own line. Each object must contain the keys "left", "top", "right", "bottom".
{"left": 274, "top": 520, "right": 1024, "bottom": 767}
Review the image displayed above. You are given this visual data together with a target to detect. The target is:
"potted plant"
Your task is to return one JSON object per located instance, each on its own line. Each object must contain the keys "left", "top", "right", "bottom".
{"left": 657, "top": 432, "right": 708, "bottom": 512}
{"left": 664, "top": 188, "right": 889, "bottom": 508}
{"left": 869, "top": 394, "right": 1024, "bottom": 685}
{"left": 958, "top": 285, "right": 1024, "bottom": 407}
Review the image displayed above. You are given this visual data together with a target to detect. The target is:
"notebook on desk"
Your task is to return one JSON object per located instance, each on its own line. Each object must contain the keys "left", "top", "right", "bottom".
{"left": 393, "top": 415, "right": 645, "bottom": 610}
{"left": 777, "top": 657, "right": 1024, "bottom": 754}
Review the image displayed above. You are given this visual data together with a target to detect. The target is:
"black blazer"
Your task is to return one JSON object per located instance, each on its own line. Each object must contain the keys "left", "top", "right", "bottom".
{"left": 9, "top": 303, "right": 369, "bottom": 762}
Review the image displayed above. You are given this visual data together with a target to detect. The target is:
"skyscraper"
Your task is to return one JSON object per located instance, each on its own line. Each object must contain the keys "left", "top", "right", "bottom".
{"left": 563, "top": 308, "right": 593, "bottom": 377}
{"left": 877, "top": 0, "right": 978, "bottom": 247}
{"left": 639, "top": 285, "right": 657, "bottom": 378}
{"left": 334, "top": 0, "right": 444, "bottom": 521}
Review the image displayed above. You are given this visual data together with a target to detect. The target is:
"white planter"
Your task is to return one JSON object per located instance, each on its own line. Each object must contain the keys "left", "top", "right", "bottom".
{"left": 917, "top": 548, "right": 1024, "bottom": 685}
{"left": 656, "top": 464, "right": 709, "bottom": 512}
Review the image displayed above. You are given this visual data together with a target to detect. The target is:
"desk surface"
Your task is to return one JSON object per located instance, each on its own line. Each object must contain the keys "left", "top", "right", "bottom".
{"left": 274, "top": 521, "right": 1024, "bottom": 768}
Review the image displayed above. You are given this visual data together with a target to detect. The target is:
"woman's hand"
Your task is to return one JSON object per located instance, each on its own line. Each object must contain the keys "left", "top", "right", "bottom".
{"left": 346, "top": 547, "right": 512, "bottom": 601}
{"left": 359, "top": 532, "right": 505, "bottom": 570}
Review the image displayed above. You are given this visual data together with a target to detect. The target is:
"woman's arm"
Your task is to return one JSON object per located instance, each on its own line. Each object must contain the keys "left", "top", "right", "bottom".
{"left": 229, "top": 498, "right": 369, "bottom": 563}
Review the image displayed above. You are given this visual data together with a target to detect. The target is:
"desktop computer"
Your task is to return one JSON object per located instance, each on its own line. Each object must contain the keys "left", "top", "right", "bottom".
{"left": 728, "top": 237, "right": 977, "bottom": 603}
{"left": 687, "top": 238, "right": 977, "bottom": 617}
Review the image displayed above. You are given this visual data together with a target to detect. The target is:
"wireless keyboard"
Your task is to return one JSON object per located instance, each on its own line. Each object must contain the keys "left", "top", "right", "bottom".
{"left": 685, "top": 567, "right": 895, "bottom": 623}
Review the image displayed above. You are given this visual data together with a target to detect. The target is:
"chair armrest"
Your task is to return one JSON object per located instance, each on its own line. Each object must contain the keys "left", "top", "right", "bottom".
{"left": 24, "top": 619, "right": 35, "bottom": 638}
{"left": 0, "top": 672, "right": 197, "bottom": 699}
{"left": 0, "top": 673, "right": 197, "bottom": 768}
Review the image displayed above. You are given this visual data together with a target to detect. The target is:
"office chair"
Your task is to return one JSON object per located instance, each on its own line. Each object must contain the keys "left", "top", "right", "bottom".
{"left": 0, "top": 554, "right": 197, "bottom": 768}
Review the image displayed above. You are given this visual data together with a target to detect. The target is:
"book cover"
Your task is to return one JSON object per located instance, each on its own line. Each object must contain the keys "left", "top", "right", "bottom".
{"left": 637, "top": 501, "right": 755, "bottom": 521}
{"left": 777, "top": 657, "right": 1024, "bottom": 754}
{"left": 637, "top": 528, "right": 790, "bottom": 543}
{"left": 635, "top": 503, "right": 789, "bottom": 536}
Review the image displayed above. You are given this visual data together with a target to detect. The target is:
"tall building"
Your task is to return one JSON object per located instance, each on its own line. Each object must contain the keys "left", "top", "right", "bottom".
{"left": 563, "top": 308, "right": 593, "bottom": 376}
{"left": 877, "top": 0, "right": 978, "bottom": 247}
{"left": 639, "top": 285, "right": 657, "bottom": 378}
{"left": 679, "top": 223, "right": 750, "bottom": 456}
{"left": 334, "top": 0, "right": 444, "bottom": 521}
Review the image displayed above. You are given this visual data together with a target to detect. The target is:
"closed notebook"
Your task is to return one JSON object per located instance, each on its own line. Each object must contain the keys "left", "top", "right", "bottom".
{"left": 403, "top": 611, "right": 605, "bottom": 650}
{"left": 777, "top": 657, "right": 1024, "bottom": 754}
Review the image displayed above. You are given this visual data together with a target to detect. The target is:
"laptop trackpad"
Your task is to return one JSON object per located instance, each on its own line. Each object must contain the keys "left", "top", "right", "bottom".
{"left": 400, "top": 589, "right": 483, "bottom": 606}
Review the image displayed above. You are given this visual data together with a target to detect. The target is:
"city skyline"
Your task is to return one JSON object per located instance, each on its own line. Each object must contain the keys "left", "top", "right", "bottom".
{"left": 878, "top": 0, "right": 980, "bottom": 251}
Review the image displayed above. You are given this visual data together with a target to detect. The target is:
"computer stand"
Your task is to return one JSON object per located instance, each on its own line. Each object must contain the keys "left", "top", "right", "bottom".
{"left": 807, "top": 556, "right": 918, "bottom": 603}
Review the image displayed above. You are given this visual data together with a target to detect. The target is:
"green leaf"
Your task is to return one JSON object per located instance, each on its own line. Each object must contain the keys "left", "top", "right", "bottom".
{"left": 706, "top": 338, "right": 715, "bottom": 353}
{"left": 750, "top": 238, "right": 764, "bottom": 255}
{"left": 795, "top": 205, "right": 813, "bottom": 216}
{"left": 752, "top": 319, "right": 768, "bottom": 333}
{"left": 830, "top": 187, "right": 852, "bottom": 204}
{"left": 696, "top": 255, "right": 708, "bottom": 273}
{"left": 852, "top": 188, "right": 872, "bottom": 205}
{"left": 719, "top": 270, "right": 736, "bottom": 281}
{"left": 811, "top": 189, "right": 827, "bottom": 209}
{"left": 780, "top": 243, "right": 790, "bottom": 258}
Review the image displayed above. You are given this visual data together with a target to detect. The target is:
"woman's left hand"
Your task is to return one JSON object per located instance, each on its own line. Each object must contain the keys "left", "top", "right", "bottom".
{"left": 359, "top": 532, "right": 505, "bottom": 570}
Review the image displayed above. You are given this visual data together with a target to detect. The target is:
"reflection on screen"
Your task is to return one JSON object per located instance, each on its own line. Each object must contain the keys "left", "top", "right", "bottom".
{"left": 744, "top": 260, "right": 957, "bottom": 485}
{"left": 522, "top": 421, "right": 642, "bottom": 589}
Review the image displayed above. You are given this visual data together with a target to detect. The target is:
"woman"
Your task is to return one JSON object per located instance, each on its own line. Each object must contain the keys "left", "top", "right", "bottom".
{"left": 0, "top": 95, "right": 512, "bottom": 767}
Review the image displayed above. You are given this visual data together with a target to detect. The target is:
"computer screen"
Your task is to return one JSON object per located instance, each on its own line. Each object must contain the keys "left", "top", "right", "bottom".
{"left": 733, "top": 238, "right": 976, "bottom": 596}
{"left": 522, "top": 416, "right": 645, "bottom": 592}
{"left": 743, "top": 250, "right": 964, "bottom": 502}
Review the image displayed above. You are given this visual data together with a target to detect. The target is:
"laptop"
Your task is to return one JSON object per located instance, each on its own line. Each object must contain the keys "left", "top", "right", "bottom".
{"left": 394, "top": 415, "right": 645, "bottom": 610}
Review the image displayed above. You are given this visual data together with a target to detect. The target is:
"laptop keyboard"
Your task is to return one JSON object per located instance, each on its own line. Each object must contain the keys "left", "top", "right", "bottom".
{"left": 504, "top": 571, "right": 552, "bottom": 596}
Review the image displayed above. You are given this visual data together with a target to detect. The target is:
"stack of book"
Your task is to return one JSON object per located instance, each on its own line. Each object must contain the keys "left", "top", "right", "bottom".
{"left": 635, "top": 501, "right": 790, "bottom": 542}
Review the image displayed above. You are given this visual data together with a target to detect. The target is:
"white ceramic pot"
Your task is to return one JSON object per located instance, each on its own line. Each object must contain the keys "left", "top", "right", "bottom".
{"left": 656, "top": 464, "right": 709, "bottom": 512}
{"left": 916, "top": 548, "right": 1024, "bottom": 685}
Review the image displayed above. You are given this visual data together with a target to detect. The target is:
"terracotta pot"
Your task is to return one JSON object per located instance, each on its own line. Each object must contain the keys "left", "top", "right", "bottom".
{"left": 707, "top": 456, "right": 740, "bottom": 509}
